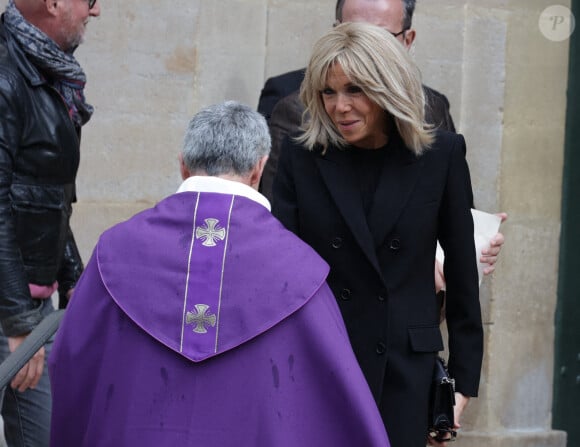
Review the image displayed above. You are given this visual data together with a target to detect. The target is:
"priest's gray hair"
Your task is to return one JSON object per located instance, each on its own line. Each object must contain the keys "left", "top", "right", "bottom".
{"left": 182, "top": 101, "right": 271, "bottom": 176}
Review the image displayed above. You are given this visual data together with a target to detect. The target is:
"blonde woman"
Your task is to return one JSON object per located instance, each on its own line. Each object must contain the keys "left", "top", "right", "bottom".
{"left": 272, "top": 22, "right": 483, "bottom": 447}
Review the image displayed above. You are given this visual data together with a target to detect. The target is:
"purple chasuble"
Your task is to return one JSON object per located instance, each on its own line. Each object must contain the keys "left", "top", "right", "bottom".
{"left": 49, "top": 190, "right": 390, "bottom": 446}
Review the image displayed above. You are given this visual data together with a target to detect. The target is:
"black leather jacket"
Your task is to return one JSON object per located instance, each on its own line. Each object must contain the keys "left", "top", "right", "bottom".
{"left": 0, "top": 17, "right": 84, "bottom": 336}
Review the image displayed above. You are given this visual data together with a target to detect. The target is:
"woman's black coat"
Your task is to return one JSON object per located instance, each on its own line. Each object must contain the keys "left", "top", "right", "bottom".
{"left": 272, "top": 130, "right": 483, "bottom": 447}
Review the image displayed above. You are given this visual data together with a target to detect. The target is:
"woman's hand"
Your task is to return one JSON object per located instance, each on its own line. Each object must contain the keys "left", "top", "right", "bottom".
{"left": 427, "top": 393, "right": 470, "bottom": 446}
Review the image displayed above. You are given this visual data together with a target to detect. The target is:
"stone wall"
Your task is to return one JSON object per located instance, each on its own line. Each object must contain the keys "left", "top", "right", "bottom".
{"left": 0, "top": 0, "right": 571, "bottom": 445}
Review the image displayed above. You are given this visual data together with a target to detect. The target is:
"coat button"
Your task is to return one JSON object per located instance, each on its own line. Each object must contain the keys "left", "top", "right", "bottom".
{"left": 376, "top": 341, "right": 386, "bottom": 355}
{"left": 340, "top": 288, "right": 351, "bottom": 300}
{"left": 378, "top": 288, "right": 387, "bottom": 302}
{"left": 331, "top": 237, "right": 343, "bottom": 249}
{"left": 389, "top": 238, "right": 401, "bottom": 250}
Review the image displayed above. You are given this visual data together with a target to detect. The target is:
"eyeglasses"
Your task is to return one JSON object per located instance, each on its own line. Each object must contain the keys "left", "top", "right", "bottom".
{"left": 88, "top": 0, "right": 96, "bottom": 9}
{"left": 389, "top": 28, "right": 408, "bottom": 38}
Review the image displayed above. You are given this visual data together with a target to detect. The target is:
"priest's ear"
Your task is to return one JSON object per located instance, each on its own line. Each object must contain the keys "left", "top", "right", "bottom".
{"left": 178, "top": 153, "right": 191, "bottom": 180}
{"left": 249, "top": 155, "right": 269, "bottom": 190}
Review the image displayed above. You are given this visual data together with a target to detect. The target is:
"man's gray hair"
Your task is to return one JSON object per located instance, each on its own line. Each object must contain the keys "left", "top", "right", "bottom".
{"left": 182, "top": 101, "right": 271, "bottom": 176}
{"left": 335, "top": 0, "right": 416, "bottom": 30}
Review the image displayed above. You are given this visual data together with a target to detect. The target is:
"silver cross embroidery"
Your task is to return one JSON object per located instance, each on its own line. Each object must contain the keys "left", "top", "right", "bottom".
{"left": 186, "top": 304, "right": 217, "bottom": 334}
{"left": 195, "top": 218, "right": 226, "bottom": 247}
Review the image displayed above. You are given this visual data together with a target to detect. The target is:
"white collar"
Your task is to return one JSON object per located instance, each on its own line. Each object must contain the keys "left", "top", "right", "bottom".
{"left": 176, "top": 176, "right": 271, "bottom": 211}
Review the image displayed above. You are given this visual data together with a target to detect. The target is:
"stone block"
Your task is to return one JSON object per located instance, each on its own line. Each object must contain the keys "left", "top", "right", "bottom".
{"left": 460, "top": 12, "right": 507, "bottom": 211}
{"left": 501, "top": 128, "right": 565, "bottom": 217}
{"left": 459, "top": 430, "right": 566, "bottom": 447}
{"left": 502, "top": 7, "right": 570, "bottom": 130}
{"left": 79, "top": 0, "right": 199, "bottom": 115}
{"left": 264, "top": 0, "right": 335, "bottom": 80}
{"left": 410, "top": 2, "right": 465, "bottom": 117}
{"left": 71, "top": 201, "right": 153, "bottom": 262}
{"left": 469, "top": 219, "right": 561, "bottom": 430}
{"left": 195, "top": 0, "right": 269, "bottom": 110}
{"left": 75, "top": 113, "right": 185, "bottom": 203}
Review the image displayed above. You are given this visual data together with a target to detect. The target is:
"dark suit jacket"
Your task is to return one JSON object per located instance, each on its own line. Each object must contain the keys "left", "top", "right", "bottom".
{"left": 258, "top": 69, "right": 456, "bottom": 201}
{"left": 257, "top": 69, "right": 306, "bottom": 122}
{"left": 271, "top": 131, "right": 483, "bottom": 447}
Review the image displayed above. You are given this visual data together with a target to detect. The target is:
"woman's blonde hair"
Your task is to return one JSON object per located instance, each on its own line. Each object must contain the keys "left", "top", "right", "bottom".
{"left": 298, "top": 22, "right": 434, "bottom": 155}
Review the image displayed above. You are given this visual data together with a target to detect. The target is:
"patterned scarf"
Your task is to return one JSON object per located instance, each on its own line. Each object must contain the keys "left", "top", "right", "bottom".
{"left": 3, "top": 0, "right": 93, "bottom": 127}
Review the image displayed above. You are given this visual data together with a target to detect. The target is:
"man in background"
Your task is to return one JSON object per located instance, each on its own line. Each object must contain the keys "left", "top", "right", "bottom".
{"left": 49, "top": 101, "right": 390, "bottom": 447}
{"left": 0, "top": 0, "right": 99, "bottom": 444}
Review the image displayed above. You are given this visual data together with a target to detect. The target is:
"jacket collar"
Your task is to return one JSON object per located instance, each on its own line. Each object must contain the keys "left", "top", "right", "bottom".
{"left": 366, "top": 132, "right": 424, "bottom": 248}
{"left": 0, "top": 16, "right": 46, "bottom": 87}
{"left": 315, "top": 145, "right": 379, "bottom": 274}
{"left": 315, "top": 133, "right": 423, "bottom": 278}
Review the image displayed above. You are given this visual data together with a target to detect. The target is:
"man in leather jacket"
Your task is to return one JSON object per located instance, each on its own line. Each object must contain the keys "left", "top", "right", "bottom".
{"left": 0, "top": 0, "right": 100, "bottom": 444}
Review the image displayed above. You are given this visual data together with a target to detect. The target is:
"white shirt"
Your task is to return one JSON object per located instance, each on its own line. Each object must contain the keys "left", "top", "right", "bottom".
{"left": 176, "top": 176, "right": 271, "bottom": 211}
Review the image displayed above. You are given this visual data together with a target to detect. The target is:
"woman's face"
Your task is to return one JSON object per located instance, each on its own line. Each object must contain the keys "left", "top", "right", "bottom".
{"left": 322, "top": 63, "right": 388, "bottom": 149}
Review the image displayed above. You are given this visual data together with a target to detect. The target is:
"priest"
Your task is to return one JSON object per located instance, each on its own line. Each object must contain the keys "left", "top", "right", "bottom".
{"left": 48, "top": 101, "right": 390, "bottom": 447}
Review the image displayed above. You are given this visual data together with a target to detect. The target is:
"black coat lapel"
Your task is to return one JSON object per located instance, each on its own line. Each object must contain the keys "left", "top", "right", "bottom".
{"left": 315, "top": 147, "right": 382, "bottom": 276}
{"left": 367, "top": 135, "right": 424, "bottom": 247}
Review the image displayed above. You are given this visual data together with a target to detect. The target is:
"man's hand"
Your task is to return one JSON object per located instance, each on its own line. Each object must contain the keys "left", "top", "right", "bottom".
{"left": 481, "top": 212, "right": 508, "bottom": 275}
{"left": 427, "top": 393, "right": 470, "bottom": 446}
{"left": 7, "top": 335, "right": 45, "bottom": 392}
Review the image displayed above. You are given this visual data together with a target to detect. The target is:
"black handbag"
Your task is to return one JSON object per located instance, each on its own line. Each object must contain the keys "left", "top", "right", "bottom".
{"left": 427, "top": 357, "right": 457, "bottom": 443}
